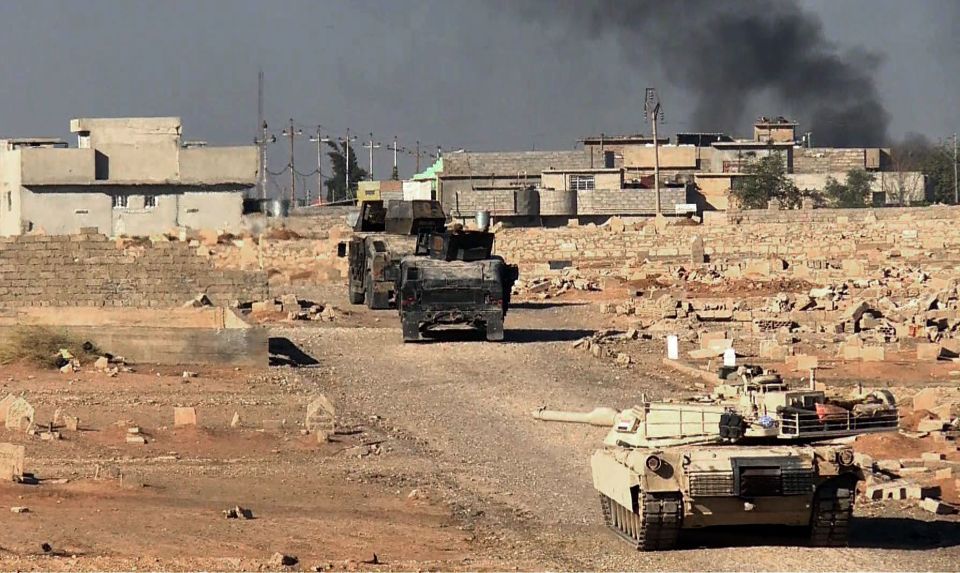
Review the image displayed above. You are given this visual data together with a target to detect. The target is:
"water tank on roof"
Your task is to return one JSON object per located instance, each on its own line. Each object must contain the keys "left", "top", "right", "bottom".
{"left": 538, "top": 189, "right": 577, "bottom": 216}
{"left": 515, "top": 187, "right": 540, "bottom": 216}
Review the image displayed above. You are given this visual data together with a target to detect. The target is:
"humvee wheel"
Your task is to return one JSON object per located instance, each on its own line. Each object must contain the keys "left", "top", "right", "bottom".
{"left": 348, "top": 287, "right": 364, "bottom": 305}
{"left": 485, "top": 317, "right": 504, "bottom": 341}
{"left": 810, "top": 480, "right": 854, "bottom": 547}
{"left": 401, "top": 316, "right": 422, "bottom": 343}
{"left": 348, "top": 275, "right": 365, "bottom": 305}
{"left": 600, "top": 492, "right": 682, "bottom": 551}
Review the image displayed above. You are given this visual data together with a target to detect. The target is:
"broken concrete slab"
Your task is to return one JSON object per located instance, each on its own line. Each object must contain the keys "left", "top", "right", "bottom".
{"left": 917, "top": 419, "right": 947, "bottom": 433}
{"left": 0, "top": 307, "right": 268, "bottom": 366}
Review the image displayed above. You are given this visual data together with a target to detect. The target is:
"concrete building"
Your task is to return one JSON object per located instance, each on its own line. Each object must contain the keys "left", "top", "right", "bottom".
{"left": 0, "top": 117, "right": 257, "bottom": 236}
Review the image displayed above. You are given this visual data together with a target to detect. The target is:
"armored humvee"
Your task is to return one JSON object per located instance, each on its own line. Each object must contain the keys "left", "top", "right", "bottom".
{"left": 338, "top": 200, "right": 446, "bottom": 309}
{"left": 396, "top": 229, "right": 518, "bottom": 342}
{"left": 532, "top": 387, "right": 898, "bottom": 549}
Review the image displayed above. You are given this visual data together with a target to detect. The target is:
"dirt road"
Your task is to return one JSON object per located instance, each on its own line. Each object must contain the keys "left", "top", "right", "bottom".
{"left": 284, "top": 300, "right": 960, "bottom": 571}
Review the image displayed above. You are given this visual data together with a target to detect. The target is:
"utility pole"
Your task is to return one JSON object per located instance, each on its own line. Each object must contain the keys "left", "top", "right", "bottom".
{"left": 390, "top": 136, "right": 400, "bottom": 180}
{"left": 341, "top": 129, "right": 358, "bottom": 203}
{"left": 309, "top": 126, "right": 330, "bottom": 205}
{"left": 954, "top": 132, "right": 958, "bottom": 205}
{"left": 415, "top": 140, "right": 421, "bottom": 172}
{"left": 644, "top": 88, "right": 664, "bottom": 216}
{"left": 281, "top": 119, "right": 302, "bottom": 205}
{"left": 362, "top": 133, "right": 381, "bottom": 180}
{"left": 254, "top": 121, "right": 275, "bottom": 200}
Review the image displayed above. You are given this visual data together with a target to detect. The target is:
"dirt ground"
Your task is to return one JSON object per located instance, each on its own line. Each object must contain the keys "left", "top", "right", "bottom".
{"left": 1, "top": 286, "right": 958, "bottom": 571}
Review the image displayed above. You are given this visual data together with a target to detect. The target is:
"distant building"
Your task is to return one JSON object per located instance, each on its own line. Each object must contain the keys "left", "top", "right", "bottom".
{"left": 0, "top": 117, "right": 257, "bottom": 236}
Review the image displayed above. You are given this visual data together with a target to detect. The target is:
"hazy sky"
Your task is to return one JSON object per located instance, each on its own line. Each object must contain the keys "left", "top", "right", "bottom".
{"left": 0, "top": 0, "right": 956, "bottom": 194}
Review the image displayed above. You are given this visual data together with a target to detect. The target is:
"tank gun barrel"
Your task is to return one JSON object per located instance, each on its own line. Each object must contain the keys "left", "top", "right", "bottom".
{"left": 532, "top": 407, "right": 619, "bottom": 426}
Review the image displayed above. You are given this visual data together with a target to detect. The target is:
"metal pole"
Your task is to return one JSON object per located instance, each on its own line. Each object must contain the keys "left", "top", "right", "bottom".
{"left": 653, "top": 112, "right": 661, "bottom": 215}
{"left": 369, "top": 133, "right": 375, "bottom": 179}
{"left": 392, "top": 136, "right": 399, "bottom": 180}
{"left": 345, "top": 128, "right": 351, "bottom": 202}
{"left": 316, "top": 126, "right": 323, "bottom": 205}
{"left": 288, "top": 118, "right": 296, "bottom": 205}
{"left": 416, "top": 140, "right": 421, "bottom": 172}
{"left": 258, "top": 121, "right": 269, "bottom": 200}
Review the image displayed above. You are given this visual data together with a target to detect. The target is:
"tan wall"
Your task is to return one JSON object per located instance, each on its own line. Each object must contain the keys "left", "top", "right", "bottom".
{"left": 20, "top": 189, "right": 112, "bottom": 235}
{"left": 0, "top": 150, "right": 22, "bottom": 236}
{"left": 695, "top": 176, "right": 734, "bottom": 210}
{"left": 71, "top": 117, "right": 181, "bottom": 182}
{"left": 180, "top": 147, "right": 258, "bottom": 185}
{"left": 621, "top": 145, "right": 697, "bottom": 169}
{"left": 177, "top": 191, "right": 243, "bottom": 232}
{"left": 111, "top": 193, "right": 179, "bottom": 236}
{"left": 19, "top": 148, "right": 95, "bottom": 184}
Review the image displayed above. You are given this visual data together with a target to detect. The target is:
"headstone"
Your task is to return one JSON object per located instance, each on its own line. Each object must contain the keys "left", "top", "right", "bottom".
{"left": 173, "top": 407, "right": 197, "bottom": 427}
{"left": 305, "top": 395, "right": 336, "bottom": 441}
{"left": 723, "top": 348, "right": 736, "bottom": 367}
{"left": 0, "top": 443, "right": 25, "bottom": 481}
{"left": 690, "top": 236, "right": 705, "bottom": 264}
{"left": 666, "top": 335, "right": 679, "bottom": 360}
{"left": 4, "top": 398, "right": 34, "bottom": 431}
{"left": 0, "top": 394, "right": 15, "bottom": 424}
{"left": 230, "top": 411, "right": 241, "bottom": 428}
{"left": 63, "top": 416, "right": 80, "bottom": 432}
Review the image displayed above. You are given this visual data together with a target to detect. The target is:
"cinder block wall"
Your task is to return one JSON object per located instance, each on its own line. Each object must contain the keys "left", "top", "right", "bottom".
{"left": 0, "top": 231, "right": 267, "bottom": 307}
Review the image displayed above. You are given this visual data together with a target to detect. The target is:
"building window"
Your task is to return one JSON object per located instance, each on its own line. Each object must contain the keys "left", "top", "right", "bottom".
{"left": 112, "top": 195, "right": 128, "bottom": 209}
{"left": 144, "top": 195, "right": 157, "bottom": 209}
{"left": 570, "top": 175, "right": 595, "bottom": 191}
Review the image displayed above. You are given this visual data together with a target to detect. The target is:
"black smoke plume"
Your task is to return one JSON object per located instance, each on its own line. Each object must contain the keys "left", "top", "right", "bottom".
{"left": 516, "top": 0, "right": 889, "bottom": 146}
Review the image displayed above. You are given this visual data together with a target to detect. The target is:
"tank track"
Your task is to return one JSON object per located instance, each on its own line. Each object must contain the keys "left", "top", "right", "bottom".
{"left": 809, "top": 482, "right": 854, "bottom": 547}
{"left": 599, "top": 492, "right": 682, "bottom": 551}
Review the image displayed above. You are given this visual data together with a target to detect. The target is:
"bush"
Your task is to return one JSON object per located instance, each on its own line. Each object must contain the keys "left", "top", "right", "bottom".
{"left": 0, "top": 326, "right": 100, "bottom": 369}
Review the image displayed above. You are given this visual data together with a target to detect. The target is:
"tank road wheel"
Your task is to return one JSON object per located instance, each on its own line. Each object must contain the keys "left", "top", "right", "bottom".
{"left": 810, "top": 480, "right": 855, "bottom": 547}
{"left": 599, "top": 492, "right": 682, "bottom": 551}
{"left": 401, "top": 315, "right": 421, "bottom": 343}
{"left": 485, "top": 315, "right": 504, "bottom": 342}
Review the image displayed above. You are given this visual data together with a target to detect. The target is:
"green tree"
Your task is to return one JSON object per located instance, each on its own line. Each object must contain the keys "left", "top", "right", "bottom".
{"left": 731, "top": 153, "right": 802, "bottom": 209}
{"left": 824, "top": 169, "right": 875, "bottom": 208}
{"left": 323, "top": 141, "right": 368, "bottom": 203}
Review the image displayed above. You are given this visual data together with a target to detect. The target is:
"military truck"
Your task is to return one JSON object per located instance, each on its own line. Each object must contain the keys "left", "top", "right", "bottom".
{"left": 338, "top": 200, "right": 446, "bottom": 309}
{"left": 396, "top": 229, "right": 518, "bottom": 342}
{"left": 532, "top": 387, "right": 898, "bottom": 549}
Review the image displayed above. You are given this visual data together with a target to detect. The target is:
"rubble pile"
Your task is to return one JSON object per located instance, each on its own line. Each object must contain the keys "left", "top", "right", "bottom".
{"left": 571, "top": 329, "right": 648, "bottom": 367}
{"left": 512, "top": 270, "right": 601, "bottom": 299}
{"left": 250, "top": 295, "right": 343, "bottom": 322}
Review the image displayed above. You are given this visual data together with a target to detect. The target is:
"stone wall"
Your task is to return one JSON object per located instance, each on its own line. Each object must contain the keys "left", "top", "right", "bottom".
{"left": 578, "top": 188, "right": 688, "bottom": 215}
{"left": 493, "top": 205, "right": 960, "bottom": 272}
{"left": 0, "top": 230, "right": 267, "bottom": 307}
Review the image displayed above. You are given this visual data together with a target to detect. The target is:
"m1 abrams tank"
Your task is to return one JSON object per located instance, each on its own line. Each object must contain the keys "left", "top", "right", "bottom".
{"left": 532, "top": 388, "right": 897, "bottom": 549}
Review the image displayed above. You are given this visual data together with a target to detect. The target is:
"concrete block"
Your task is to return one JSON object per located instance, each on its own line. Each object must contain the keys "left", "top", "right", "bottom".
{"left": 935, "top": 467, "right": 953, "bottom": 480}
{"left": 919, "top": 498, "right": 954, "bottom": 515}
{"left": 173, "top": 407, "right": 197, "bottom": 427}
{"left": 922, "top": 452, "right": 946, "bottom": 463}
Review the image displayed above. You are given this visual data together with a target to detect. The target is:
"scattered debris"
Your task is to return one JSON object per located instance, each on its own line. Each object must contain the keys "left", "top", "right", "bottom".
{"left": 269, "top": 552, "right": 298, "bottom": 567}
{"left": 223, "top": 505, "right": 254, "bottom": 519}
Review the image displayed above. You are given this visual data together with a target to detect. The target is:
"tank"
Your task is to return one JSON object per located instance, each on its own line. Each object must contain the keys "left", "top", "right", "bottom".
{"left": 532, "top": 389, "right": 897, "bottom": 549}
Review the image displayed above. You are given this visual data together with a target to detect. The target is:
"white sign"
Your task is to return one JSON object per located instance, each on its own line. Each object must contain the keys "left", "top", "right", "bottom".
{"left": 666, "top": 335, "right": 679, "bottom": 360}
{"left": 674, "top": 203, "right": 698, "bottom": 214}
{"left": 723, "top": 348, "right": 737, "bottom": 367}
